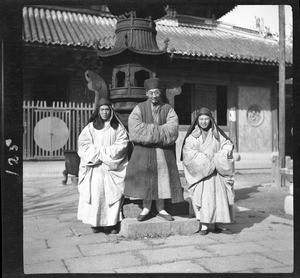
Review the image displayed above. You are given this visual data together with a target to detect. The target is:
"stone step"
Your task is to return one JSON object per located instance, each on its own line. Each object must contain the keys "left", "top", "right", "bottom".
{"left": 120, "top": 215, "right": 199, "bottom": 238}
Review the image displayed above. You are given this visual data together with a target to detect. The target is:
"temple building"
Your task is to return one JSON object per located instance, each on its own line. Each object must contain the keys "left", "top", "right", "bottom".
{"left": 22, "top": 4, "right": 293, "bottom": 171}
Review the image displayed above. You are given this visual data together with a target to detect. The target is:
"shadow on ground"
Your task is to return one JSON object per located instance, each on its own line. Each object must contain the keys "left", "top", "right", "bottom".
{"left": 229, "top": 208, "right": 269, "bottom": 234}
{"left": 234, "top": 182, "right": 290, "bottom": 220}
{"left": 234, "top": 184, "right": 262, "bottom": 202}
{"left": 228, "top": 180, "right": 292, "bottom": 233}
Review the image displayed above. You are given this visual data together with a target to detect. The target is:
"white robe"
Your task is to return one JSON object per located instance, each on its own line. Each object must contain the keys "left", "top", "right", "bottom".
{"left": 182, "top": 126, "right": 235, "bottom": 223}
{"left": 77, "top": 121, "right": 128, "bottom": 227}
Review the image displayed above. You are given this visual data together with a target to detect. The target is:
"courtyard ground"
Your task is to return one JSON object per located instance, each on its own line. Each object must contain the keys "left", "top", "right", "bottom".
{"left": 234, "top": 173, "right": 292, "bottom": 220}
{"left": 23, "top": 171, "right": 294, "bottom": 274}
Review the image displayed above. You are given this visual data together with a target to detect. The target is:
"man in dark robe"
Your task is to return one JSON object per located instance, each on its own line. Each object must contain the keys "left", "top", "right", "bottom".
{"left": 124, "top": 77, "right": 183, "bottom": 221}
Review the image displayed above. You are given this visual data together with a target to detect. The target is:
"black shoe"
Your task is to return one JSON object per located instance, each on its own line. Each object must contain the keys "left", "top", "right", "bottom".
{"left": 214, "top": 227, "right": 233, "bottom": 234}
{"left": 137, "top": 213, "right": 150, "bottom": 221}
{"left": 199, "top": 229, "right": 209, "bottom": 235}
{"left": 103, "top": 225, "right": 119, "bottom": 234}
{"left": 110, "top": 229, "right": 118, "bottom": 234}
{"left": 157, "top": 213, "right": 174, "bottom": 221}
{"left": 91, "top": 227, "right": 103, "bottom": 233}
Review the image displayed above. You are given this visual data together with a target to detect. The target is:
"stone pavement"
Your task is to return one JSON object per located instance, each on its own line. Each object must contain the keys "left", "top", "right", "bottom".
{"left": 23, "top": 175, "right": 294, "bottom": 274}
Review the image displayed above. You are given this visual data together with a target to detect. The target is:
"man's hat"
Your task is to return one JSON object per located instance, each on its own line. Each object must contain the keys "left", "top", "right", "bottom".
{"left": 144, "top": 78, "right": 160, "bottom": 91}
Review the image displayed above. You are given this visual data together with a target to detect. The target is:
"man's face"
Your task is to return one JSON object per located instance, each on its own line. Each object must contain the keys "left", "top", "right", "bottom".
{"left": 146, "top": 89, "right": 161, "bottom": 105}
{"left": 99, "top": 105, "right": 111, "bottom": 121}
{"left": 198, "top": 115, "right": 211, "bottom": 129}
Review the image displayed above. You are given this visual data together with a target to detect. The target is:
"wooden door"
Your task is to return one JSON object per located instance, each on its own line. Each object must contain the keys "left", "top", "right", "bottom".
{"left": 237, "top": 86, "right": 272, "bottom": 152}
{"left": 192, "top": 84, "right": 217, "bottom": 122}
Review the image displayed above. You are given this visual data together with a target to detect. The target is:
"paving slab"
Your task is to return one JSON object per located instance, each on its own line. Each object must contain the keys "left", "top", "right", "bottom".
{"left": 138, "top": 246, "right": 212, "bottom": 264}
{"left": 78, "top": 240, "right": 149, "bottom": 256}
{"left": 115, "top": 260, "right": 209, "bottom": 273}
{"left": 64, "top": 252, "right": 141, "bottom": 273}
{"left": 256, "top": 238, "right": 294, "bottom": 252}
{"left": 196, "top": 253, "right": 286, "bottom": 273}
{"left": 146, "top": 234, "right": 218, "bottom": 248}
{"left": 24, "top": 245, "right": 83, "bottom": 265}
{"left": 255, "top": 229, "right": 294, "bottom": 240}
{"left": 207, "top": 230, "right": 272, "bottom": 243}
{"left": 267, "top": 222, "right": 294, "bottom": 232}
{"left": 24, "top": 239, "right": 47, "bottom": 250}
{"left": 35, "top": 217, "right": 61, "bottom": 226}
{"left": 70, "top": 222, "right": 97, "bottom": 236}
{"left": 36, "top": 219, "right": 72, "bottom": 233}
{"left": 24, "top": 260, "right": 69, "bottom": 274}
{"left": 57, "top": 212, "right": 77, "bottom": 222}
{"left": 206, "top": 241, "right": 273, "bottom": 256}
{"left": 23, "top": 228, "right": 45, "bottom": 241}
{"left": 259, "top": 214, "right": 293, "bottom": 225}
{"left": 233, "top": 210, "right": 267, "bottom": 224}
{"left": 38, "top": 226, "right": 75, "bottom": 238}
{"left": 260, "top": 250, "right": 294, "bottom": 266}
{"left": 23, "top": 222, "right": 41, "bottom": 234}
{"left": 256, "top": 266, "right": 294, "bottom": 273}
{"left": 47, "top": 233, "right": 109, "bottom": 248}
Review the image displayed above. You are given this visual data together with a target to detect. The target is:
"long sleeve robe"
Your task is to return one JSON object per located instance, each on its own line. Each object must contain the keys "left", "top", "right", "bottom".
{"left": 124, "top": 100, "right": 183, "bottom": 203}
{"left": 182, "top": 125, "right": 234, "bottom": 223}
{"left": 77, "top": 121, "right": 128, "bottom": 227}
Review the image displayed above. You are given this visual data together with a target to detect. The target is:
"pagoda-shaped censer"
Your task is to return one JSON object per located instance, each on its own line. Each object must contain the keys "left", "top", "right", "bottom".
{"left": 94, "top": 3, "right": 171, "bottom": 125}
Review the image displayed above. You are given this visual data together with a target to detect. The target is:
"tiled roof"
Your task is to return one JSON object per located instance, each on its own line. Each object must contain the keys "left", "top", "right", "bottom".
{"left": 23, "top": 6, "right": 116, "bottom": 48}
{"left": 22, "top": 6, "right": 292, "bottom": 66}
{"left": 156, "top": 21, "right": 292, "bottom": 65}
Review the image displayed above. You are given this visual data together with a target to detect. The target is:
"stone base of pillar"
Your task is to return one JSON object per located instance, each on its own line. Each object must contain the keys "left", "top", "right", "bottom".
{"left": 284, "top": 183, "right": 293, "bottom": 216}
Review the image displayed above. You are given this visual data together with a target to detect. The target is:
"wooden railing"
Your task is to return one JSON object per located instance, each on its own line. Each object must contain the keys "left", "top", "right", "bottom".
{"left": 23, "top": 101, "right": 94, "bottom": 160}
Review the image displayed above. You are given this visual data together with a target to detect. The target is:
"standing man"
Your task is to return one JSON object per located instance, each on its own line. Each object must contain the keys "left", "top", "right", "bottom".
{"left": 124, "top": 77, "right": 183, "bottom": 221}
{"left": 77, "top": 98, "right": 129, "bottom": 234}
{"left": 181, "top": 107, "right": 235, "bottom": 235}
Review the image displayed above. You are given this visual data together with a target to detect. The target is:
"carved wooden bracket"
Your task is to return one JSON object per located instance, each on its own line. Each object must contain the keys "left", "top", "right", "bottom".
{"left": 165, "top": 78, "right": 185, "bottom": 106}
{"left": 166, "top": 87, "right": 182, "bottom": 107}
{"left": 85, "top": 70, "right": 108, "bottom": 109}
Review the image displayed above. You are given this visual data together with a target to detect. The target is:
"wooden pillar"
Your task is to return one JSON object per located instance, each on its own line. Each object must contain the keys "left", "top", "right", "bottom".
{"left": 278, "top": 5, "right": 286, "bottom": 186}
{"left": 228, "top": 77, "right": 238, "bottom": 153}
{"left": 271, "top": 84, "right": 280, "bottom": 186}
{"left": 271, "top": 84, "right": 279, "bottom": 153}
{"left": 293, "top": 0, "right": 300, "bottom": 194}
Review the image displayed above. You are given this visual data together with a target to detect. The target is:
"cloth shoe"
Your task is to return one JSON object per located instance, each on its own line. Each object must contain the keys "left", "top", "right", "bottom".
{"left": 157, "top": 213, "right": 174, "bottom": 221}
{"left": 199, "top": 229, "right": 209, "bottom": 235}
{"left": 214, "top": 227, "right": 233, "bottom": 234}
{"left": 137, "top": 213, "right": 150, "bottom": 221}
{"left": 103, "top": 224, "right": 119, "bottom": 234}
{"left": 199, "top": 223, "right": 209, "bottom": 235}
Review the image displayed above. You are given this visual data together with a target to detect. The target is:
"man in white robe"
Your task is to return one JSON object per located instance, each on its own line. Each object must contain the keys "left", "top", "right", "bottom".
{"left": 77, "top": 98, "right": 129, "bottom": 234}
{"left": 181, "top": 107, "right": 235, "bottom": 235}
